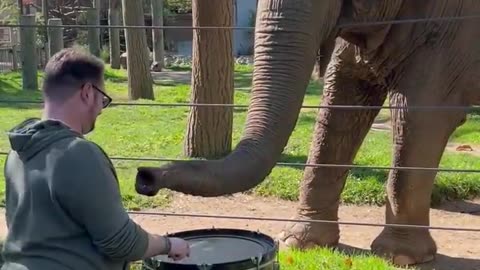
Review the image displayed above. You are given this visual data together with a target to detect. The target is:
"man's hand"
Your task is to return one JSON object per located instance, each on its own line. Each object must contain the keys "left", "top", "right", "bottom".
{"left": 168, "top": 237, "right": 190, "bottom": 261}
{"left": 143, "top": 234, "right": 190, "bottom": 260}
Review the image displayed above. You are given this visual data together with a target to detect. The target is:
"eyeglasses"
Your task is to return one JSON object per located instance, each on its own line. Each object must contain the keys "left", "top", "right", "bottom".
{"left": 92, "top": 84, "right": 113, "bottom": 108}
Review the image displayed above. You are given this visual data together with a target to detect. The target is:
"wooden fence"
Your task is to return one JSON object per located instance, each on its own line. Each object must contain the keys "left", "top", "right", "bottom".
{"left": 0, "top": 45, "right": 48, "bottom": 73}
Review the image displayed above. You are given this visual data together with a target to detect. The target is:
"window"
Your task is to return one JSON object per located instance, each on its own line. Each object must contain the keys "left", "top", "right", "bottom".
{"left": 0, "top": 28, "right": 11, "bottom": 44}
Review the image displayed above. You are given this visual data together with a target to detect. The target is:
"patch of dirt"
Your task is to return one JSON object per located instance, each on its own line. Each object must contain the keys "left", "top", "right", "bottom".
{"left": 0, "top": 194, "right": 478, "bottom": 269}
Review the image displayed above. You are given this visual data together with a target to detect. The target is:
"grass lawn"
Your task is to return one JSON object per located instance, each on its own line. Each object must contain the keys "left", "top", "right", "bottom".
{"left": 0, "top": 65, "right": 479, "bottom": 211}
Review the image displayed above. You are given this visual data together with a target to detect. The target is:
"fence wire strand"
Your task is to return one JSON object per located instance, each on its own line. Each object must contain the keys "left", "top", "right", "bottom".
{"left": 126, "top": 211, "right": 480, "bottom": 233}
{"left": 0, "top": 100, "right": 479, "bottom": 112}
{"left": 2, "top": 14, "right": 480, "bottom": 29}
{"left": 0, "top": 151, "right": 479, "bottom": 173}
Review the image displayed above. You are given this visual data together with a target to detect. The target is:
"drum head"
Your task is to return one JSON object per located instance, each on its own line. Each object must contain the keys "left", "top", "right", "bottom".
{"left": 145, "top": 228, "right": 278, "bottom": 269}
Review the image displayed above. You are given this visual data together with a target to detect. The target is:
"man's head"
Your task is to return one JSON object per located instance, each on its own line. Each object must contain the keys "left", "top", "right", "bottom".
{"left": 42, "top": 47, "right": 111, "bottom": 134}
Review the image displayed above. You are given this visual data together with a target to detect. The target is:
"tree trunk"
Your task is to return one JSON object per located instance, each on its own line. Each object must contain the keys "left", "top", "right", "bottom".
{"left": 151, "top": 0, "right": 164, "bottom": 70}
{"left": 121, "top": 0, "right": 154, "bottom": 100}
{"left": 184, "top": 0, "right": 234, "bottom": 159}
{"left": 42, "top": 0, "right": 48, "bottom": 43}
{"left": 109, "top": 0, "right": 121, "bottom": 69}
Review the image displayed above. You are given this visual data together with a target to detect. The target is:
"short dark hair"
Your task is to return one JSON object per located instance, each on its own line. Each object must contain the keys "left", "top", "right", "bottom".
{"left": 42, "top": 47, "right": 105, "bottom": 102}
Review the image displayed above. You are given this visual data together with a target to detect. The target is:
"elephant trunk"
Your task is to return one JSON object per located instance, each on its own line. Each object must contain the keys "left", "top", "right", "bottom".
{"left": 136, "top": 0, "right": 342, "bottom": 197}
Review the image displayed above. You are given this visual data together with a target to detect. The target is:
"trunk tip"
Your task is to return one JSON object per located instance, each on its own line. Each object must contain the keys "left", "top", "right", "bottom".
{"left": 135, "top": 167, "right": 162, "bottom": 196}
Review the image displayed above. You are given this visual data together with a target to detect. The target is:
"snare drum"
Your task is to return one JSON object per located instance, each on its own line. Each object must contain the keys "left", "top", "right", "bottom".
{"left": 142, "top": 228, "right": 279, "bottom": 270}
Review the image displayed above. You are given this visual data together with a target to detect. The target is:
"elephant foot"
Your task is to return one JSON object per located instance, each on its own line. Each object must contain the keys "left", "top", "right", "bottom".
{"left": 277, "top": 214, "right": 340, "bottom": 249}
{"left": 371, "top": 228, "right": 437, "bottom": 266}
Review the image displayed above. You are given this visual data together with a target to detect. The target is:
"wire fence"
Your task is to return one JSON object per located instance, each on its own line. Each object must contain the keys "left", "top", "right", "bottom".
{"left": 0, "top": 99, "right": 479, "bottom": 112}
{"left": 0, "top": 13, "right": 479, "bottom": 238}
{"left": 2, "top": 14, "right": 480, "bottom": 29}
{"left": 0, "top": 151, "right": 479, "bottom": 173}
{"left": 126, "top": 211, "right": 480, "bottom": 233}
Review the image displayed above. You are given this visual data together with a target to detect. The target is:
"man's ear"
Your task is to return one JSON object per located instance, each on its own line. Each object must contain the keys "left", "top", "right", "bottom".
{"left": 79, "top": 83, "right": 92, "bottom": 104}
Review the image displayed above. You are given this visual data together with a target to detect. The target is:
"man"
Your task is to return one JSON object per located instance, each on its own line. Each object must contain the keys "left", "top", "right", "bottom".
{"left": 1, "top": 48, "right": 190, "bottom": 270}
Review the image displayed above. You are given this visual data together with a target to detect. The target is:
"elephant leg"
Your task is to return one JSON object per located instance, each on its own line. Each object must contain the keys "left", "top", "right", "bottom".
{"left": 371, "top": 51, "right": 468, "bottom": 266}
{"left": 279, "top": 44, "right": 388, "bottom": 248}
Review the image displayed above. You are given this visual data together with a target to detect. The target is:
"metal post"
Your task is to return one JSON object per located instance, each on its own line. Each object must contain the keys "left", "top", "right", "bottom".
{"left": 19, "top": 15, "right": 38, "bottom": 91}
{"left": 48, "top": 18, "right": 64, "bottom": 57}
{"left": 151, "top": 0, "right": 165, "bottom": 70}
{"left": 86, "top": 8, "right": 101, "bottom": 57}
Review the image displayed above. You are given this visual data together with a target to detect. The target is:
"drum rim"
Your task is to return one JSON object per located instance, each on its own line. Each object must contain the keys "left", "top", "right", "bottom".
{"left": 145, "top": 228, "right": 278, "bottom": 269}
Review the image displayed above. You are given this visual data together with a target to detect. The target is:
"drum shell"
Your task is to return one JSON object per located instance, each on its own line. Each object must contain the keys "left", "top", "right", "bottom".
{"left": 141, "top": 228, "right": 279, "bottom": 270}
{"left": 142, "top": 259, "right": 279, "bottom": 270}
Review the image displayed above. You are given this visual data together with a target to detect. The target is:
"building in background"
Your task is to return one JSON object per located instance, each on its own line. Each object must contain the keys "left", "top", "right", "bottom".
{"left": 164, "top": 0, "right": 257, "bottom": 56}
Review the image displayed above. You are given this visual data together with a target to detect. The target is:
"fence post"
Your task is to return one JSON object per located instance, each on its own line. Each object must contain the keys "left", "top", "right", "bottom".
{"left": 48, "top": 18, "right": 64, "bottom": 57}
{"left": 151, "top": 0, "right": 165, "bottom": 71}
{"left": 86, "top": 8, "right": 101, "bottom": 57}
{"left": 19, "top": 15, "right": 38, "bottom": 91}
{"left": 11, "top": 45, "right": 18, "bottom": 71}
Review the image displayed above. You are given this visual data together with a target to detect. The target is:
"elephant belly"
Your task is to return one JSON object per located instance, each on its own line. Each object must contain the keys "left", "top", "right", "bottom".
{"left": 339, "top": 0, "right": 480, "bottom": 86}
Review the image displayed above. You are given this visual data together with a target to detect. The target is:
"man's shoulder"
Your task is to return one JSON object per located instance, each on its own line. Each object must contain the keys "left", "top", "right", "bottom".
{"left": 62, "top": 138, "right": 112, "bottom": 164}
{"left": 54, "top": 138, "right": 118, "bottom": 180}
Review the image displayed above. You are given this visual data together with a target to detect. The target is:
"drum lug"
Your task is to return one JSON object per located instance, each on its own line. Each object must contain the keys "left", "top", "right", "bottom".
{"left": 197, "top": 263, "right": 213, "bottom": 270}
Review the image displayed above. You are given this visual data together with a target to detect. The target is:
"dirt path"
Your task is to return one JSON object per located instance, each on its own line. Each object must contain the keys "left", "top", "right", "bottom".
{"left": 0, "top": 194, "right": 478, "bottom": 269}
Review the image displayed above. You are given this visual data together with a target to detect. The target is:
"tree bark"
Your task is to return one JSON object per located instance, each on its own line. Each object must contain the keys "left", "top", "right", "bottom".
{"left": 121, "top": 0, "right": 154, "bottom": 100}
{"left": 184, "top": 0, "right": 234, "bottom": 159}
{"left": 151, "top": 0, "right": 164, "bottom": 70}
{"left": 109, "top": 0, "right": 121, "bottom": 69}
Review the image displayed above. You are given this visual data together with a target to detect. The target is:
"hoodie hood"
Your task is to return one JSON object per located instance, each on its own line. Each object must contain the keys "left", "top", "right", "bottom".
{"left": 7, "top": 118, "right": 83, "bottom": 161}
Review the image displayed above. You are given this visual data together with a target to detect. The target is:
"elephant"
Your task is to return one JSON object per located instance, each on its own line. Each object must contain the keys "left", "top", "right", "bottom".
{"left": 135, "top": 0, "right": 480, "bottom": 266}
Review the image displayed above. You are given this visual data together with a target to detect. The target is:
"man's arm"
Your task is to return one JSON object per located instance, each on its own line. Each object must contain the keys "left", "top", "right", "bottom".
{"left": 53, "top": 139, "right": 170, "bottom": 261}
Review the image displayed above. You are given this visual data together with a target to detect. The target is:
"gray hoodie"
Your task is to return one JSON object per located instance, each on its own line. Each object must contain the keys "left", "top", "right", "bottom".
{"left": 1, "top": 118, "right": 149, "bottom": 270}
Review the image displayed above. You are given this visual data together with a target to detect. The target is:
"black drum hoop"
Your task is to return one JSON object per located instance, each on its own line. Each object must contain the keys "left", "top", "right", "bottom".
{"left": 142, "top": 228, "right": 279, "bottom": 270}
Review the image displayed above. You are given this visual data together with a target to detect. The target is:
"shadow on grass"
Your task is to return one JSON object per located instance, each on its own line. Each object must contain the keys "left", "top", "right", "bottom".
{"left": 466, "top": 106, "right": 480, "bottom": 117}
{"left": 168, "top": 66, "right": 192, "bottom": 72}
{"left": 0, "top": 80, "right": 42, "bottom": 109}
{"left": 278, "top": 153, "right": 308, "bottom": 165}
{"left": 306, "top": 80, "right": 323, "bottom": 95}
{"left": 335, "top": 244, "right": 480, "bottom": 270}
{"left": 234, "top": 71, "right": 252, "bottom": 90}
{"left": 432, "top": 199, "right": 480, "bottom": 216}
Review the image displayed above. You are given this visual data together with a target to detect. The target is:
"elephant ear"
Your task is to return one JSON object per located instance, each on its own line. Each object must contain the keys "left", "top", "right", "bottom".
{"left": 338, "top": 0, "right": 403, "bottom": 51}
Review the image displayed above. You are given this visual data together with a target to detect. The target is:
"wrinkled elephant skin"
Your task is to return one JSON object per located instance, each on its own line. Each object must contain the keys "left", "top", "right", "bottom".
{"left": 135, "top": 0, "right": 480, "bottom": 266}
